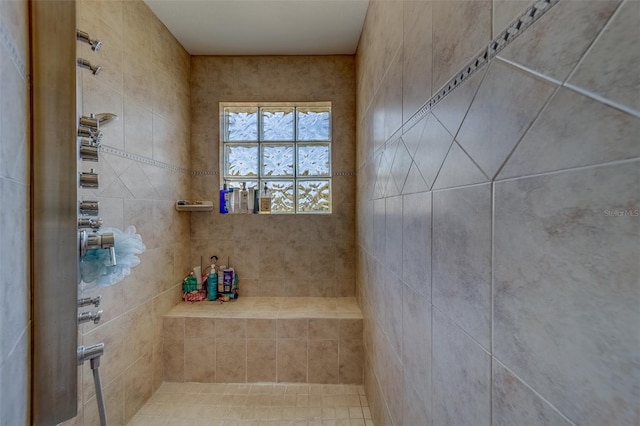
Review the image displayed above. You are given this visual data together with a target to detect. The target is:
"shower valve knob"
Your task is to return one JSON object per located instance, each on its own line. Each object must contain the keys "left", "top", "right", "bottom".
{"left": 80, "top": 169, "right": 99, "bottom": 188}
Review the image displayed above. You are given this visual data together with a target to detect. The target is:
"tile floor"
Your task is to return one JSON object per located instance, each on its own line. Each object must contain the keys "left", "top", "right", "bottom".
{"left": 128, "top": 382, "right": 374, "bottom": 426}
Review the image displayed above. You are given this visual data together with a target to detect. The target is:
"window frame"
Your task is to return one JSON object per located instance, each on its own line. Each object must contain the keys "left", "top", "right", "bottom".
{"left": 219, "top": 101, "right": 333, "bottom": 214}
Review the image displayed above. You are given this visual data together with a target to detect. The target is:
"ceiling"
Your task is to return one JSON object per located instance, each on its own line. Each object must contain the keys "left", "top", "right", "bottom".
{"left": 144, "top": 0, "right": 370, "bottom": 56}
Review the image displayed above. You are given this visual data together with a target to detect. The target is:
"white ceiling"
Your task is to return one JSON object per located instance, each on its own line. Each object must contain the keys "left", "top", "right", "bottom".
{"left": 144, "top": 0, "right": 370, "bottom": 56}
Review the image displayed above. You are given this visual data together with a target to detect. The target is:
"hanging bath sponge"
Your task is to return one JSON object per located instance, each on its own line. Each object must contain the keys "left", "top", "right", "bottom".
{"left": 80, "top": 225, "right": 146, "bottom": 288}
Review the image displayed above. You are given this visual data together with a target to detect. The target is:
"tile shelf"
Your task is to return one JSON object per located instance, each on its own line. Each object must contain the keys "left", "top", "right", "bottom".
{"left": 175, "top": 200, "right": 213, "bottom": 211}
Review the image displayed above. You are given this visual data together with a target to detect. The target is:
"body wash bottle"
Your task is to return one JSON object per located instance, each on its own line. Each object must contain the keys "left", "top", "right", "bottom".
{"left": 239, "top": 182, "right": 249, "bottom": 213}
{"left": 259, "top": 182, "right": 272, "bottom": 214}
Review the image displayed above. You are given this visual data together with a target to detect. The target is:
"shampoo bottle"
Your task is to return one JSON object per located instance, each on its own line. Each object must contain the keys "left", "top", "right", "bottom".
{"left": 219, "top": 182, "right": 228, "bottom": 214}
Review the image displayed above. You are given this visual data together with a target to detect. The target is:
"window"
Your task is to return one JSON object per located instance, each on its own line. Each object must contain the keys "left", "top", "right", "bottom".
{"left": 220, "top": 102, "right": 332, "bottom": 214}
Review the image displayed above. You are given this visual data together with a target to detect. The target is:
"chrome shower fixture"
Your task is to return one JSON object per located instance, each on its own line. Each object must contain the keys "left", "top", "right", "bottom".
{"left": 78, "top": 125, "right": 103, "bottom": 144}
{"left": 76, "top": 29, "right": 102, "bottom": 51}
{"left": 79, "top": 169, "right": 99, "bottom": 188}
{"left": 79, "top": 230, "right": 117, "bottom": 266}
{"left": 77, "top": 57, "right": 101, "bottom": 75}
{"left": 78, "top": 217, "right": 103, "bottom": 230}
{"left": 78, "top": 310, "right": 102, "bottom": 325}
{"left": 79, "top": 113, "right": 118, "bottom": 130}
{"left": 80, "top": 139, "right": 99, "bottom": 162}
{"left": 79, "top": 200, "right": 99, "bottom": 216}
{"left": 78, "top": 295, "right": 102, "bottom": 308}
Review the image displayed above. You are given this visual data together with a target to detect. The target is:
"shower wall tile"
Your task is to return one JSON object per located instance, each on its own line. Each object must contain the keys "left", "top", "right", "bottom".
{"left": 385, "top": 195, "right": 403, "bottom": 276}
{"left": 409, "top": 113, "right": 454, "bottom": 188}
{"left": 432, "top": 309, "right": 491, "bottom": 426}
{"left": 216, "top": 339, "right": 247, "bottom": 383}
{"left": 401, "top": 285, "right": 431, "bottom": 407}
{"left": 431, "top": 141, "right": 487, "bottom": 190}
{"left": 0, "top": 41, "right": 29, "bottom": 183}
{"left": 277, "top": 339, "right": 308, "bottom": 383}
{"left": 123, "top": 101, "right": 153, "bottom": 157}
{"left": 0, "top": 328, "right": 29, "bottom": 426}
{"left": 123, "top": 351, "right": 153, "bottom": 423}
{"left": 492, "top": 0, "right": 530, "bottom": 37}
{"left": 401, "top": 191, "right": 431, "bottom": 299}
{"left": 497, "top": 0, "right": 619, "bottom": 82}
{"left": 84, "top": 375, "right": 124, "bottom": 426}
{"left": 357, "top": 0, "right": 638, "bottom": 425}
{"left": 568, "top": 0, "right": 640, "bottom": 113}
{"left": 308, "top": 340, "right": 339, "bottom": 384}
{"left": 433, "top": 183, "right": 492, "bottom": 349}
{"left": 402, "top": 0, "right": 433, "bottom": 122}
{"left": 247, "top": 339, "right": 277, "bottom": 382}
{"left": 493, "top": 361, "right": 572, "bottom": 426}
{"left": 494, "top": 162, "right": 640, "bottom": 426}
{"left": 432, "top": 1, "right": 492, "bottom": 91}
{"left": 499, "top": 87, "right": 640, "bottom": 179}
{"left": 0, "top": 179, "right": 29, "bottom": 366}
{"left": 0, "top": 10, "right": 32, "bottom": 424}
{"left": 82, "top": 317, "right": 126, "bottom": 402}
{"left": 456, "top": 61, "right": 556, "bottom": 178}
{"left": 431, "top": 66, "right": 486, "bottom": 139}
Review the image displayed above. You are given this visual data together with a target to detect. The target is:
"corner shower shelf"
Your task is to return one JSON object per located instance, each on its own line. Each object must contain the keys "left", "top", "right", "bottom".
{"left": 175, "top": 200, "right": 213, "bottom": 212}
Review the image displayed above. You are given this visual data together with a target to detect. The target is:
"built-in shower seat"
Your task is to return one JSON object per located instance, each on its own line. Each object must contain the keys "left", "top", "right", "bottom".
{"left": 162, "top": 297, "right": 364, "bottom": 384}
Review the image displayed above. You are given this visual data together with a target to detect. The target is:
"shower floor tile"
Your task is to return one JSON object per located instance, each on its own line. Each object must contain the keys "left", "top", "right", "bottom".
{"left": 127, "top": 382, "right": 374, "bottom": 426}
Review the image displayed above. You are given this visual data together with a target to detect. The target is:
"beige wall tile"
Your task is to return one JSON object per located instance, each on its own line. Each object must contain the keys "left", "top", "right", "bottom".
{"left": 247, "top": 319, "right": 276, "bottom": 339}
{"left": 185, "top": 318, "right": 216, "bottom": 339}
{"left": 277, "top": 319, "right": 309, "bottom": 339}
{"left": 277, "top": 339, "right": 308, "bottom": 383}
{"left": 124, "top": 352, "right": 154, "bottom": 423}
{"left": 216, "top": 339, "right": 247, "bottom": 383}
{"left": 339, "top": 340, "right": 364, "bottom": 384}
{"left": 247, "top": 340, "right": 277, "bottom": 382}
{"left": 185, "top": 338, "right": 216, "bottom": 382}
{"left": 215, "top": 318, "right": 246, "bottom": 339}
{"left": 163, "top": 337, "right": 184, "bottom": 382}
{"left": 309, "top": 319, "right": 340, "bottom": 340}
{"left": 309, "top": 340, "right": 340, "bottom": 384}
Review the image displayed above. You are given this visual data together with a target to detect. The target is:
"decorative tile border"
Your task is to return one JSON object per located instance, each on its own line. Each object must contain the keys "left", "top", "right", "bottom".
{"left": 401, "top": 0, "right": 560, "bottom": 136}
{"left": 101, "top": 146, "right": 356, "bottom": 177}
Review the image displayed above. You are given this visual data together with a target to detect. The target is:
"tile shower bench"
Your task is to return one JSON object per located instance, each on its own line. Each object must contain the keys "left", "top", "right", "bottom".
{"left": 163, "top": 297, "right": 364, "bottom": 384}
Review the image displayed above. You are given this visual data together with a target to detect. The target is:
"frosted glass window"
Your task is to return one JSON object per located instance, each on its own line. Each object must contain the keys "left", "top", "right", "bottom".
{"left": 298, "top": 144, "right": 330, "bottom": 176}
{"left": 297, "top": 180, "right": 331, "bottom": 213}
{"left": 261, "top": 108, "right": 295, "bottom": 141}
{"left": 297, "top": 108, "right": 330, "bottom": 141}
{"left": 224, "top": 107, "right": 258, "bottom": 141}
{"left": 225, "top": 144, "right": 258, "bottom": 176}
{"left": 221, "top": 103, "right": 332, "bottom": 214}
{"left": 262, "top": 144, "right": 295, "bottom": 176}
{"left": 264, "top": 179, "right": 295, "bottom": 213}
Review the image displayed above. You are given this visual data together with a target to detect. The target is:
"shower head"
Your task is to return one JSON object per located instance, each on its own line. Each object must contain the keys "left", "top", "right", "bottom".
{"left": 79, "top": 113, "right": 118, "bottom": 131}
{"left": 95, "top": 113, "right": 118, "bottom": 128}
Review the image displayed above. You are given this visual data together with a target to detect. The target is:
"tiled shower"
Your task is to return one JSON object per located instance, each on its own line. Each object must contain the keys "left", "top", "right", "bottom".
{"left": 0, "top": 0, "right": 638, "bottom": 425}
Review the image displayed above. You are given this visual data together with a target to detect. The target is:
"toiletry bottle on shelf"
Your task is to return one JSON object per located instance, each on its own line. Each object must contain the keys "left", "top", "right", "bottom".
{"left": 219, "top": 182, "right": 228, "bottom": 214}
{"left": 227, "top": 186, "right": 234, "bottom": 213}
{"left": 207, "top": 265, "right": 217, "bottom": 301}
{"left": 239, "top": 182, "right": 249, "bottom": 213}
{"left": 259, "top": 182, "right": 272, "bottom": 214}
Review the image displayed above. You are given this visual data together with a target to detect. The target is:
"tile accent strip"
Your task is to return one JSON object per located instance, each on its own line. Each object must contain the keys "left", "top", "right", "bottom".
{"left": 100, "top": 145, "right": 191, "bottom": 174}
{"left": 401, "top": 0, "right": 560, "bottom": 136}
{"left": 101, "top": 146, "right": 357, "bottom": 177}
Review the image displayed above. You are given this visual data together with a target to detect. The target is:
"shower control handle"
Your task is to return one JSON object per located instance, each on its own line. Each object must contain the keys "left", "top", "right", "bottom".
{"left": 78, "top": 217, "right": 103, "bottom": 230}
{"left": 77, "top": 343, "right": 105, "bottom": 365}
{"left": 78, "top": 295, "right": 102, "bottom": 308}
{"left": 79, "top": 169, "right": 99, "bottom": 188}
{"left": 78, "top": 310, "right": 102, "bottom": 325}
{"left": 80, "top": 200, "right": 99, "bottom": 215}
{"left": 79, "top": 230, "right": 117, "bottom": 266}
